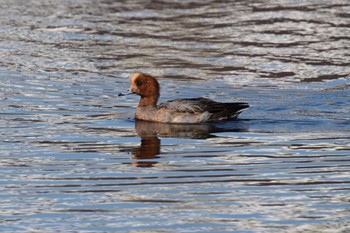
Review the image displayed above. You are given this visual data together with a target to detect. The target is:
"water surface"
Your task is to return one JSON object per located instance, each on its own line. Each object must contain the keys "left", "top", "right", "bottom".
{"left": 0, "top": 0, "right": 350, "bottom": 232}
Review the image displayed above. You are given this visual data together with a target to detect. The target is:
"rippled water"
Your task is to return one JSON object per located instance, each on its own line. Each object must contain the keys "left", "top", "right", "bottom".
{"left": 1, "top": 0, "right": 350, "bottom": 232}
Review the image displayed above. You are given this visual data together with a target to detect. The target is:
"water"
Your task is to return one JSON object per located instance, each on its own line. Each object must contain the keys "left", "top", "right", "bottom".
{"left": 1, "top": 0, "right": 350, "bottom": 232}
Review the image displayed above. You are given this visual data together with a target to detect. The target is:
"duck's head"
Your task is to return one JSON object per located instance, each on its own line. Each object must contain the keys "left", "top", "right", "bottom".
{"left": 130, "top": 73, "right": 160, "bottom": 106}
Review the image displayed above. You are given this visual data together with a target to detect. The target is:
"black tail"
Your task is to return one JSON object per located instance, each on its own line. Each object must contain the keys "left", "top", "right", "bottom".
{"left": 227, "top": 102, "right": 249, "bottom": 116}
{"left": 208, "top": 102, "right": 249, "bottom": 121}
{"left": 233, "top": 102, "right": 249, "bottom": 111}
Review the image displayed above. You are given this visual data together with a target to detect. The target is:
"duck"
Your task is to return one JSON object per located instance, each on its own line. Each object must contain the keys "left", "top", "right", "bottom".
{"left": 127, "top": 73, "right": 249, "bottom": 123}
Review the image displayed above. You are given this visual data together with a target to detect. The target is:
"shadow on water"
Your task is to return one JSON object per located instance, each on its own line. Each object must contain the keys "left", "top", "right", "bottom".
{"left": 128, "top": 119, "right": 248, "bottom": 167}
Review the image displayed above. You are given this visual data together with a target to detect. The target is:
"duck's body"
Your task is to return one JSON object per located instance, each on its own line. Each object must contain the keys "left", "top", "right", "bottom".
{"left": 129, "top": 73, "right": 249, "bottom": 123}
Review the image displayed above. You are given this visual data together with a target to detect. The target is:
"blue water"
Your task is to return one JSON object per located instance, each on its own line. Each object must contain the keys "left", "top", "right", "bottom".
{"left": 1, "top": 0, "right": 350, "bottom": 232}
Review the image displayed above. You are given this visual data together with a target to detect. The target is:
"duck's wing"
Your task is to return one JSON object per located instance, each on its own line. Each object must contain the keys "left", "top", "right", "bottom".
{"left": 158, "top": 97, "right": 249, "bottom": 114}
{"left": 158, "top": 98, "right": 207, "bottom": 113}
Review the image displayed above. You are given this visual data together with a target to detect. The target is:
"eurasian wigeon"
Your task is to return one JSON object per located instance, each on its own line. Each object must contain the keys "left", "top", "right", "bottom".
{"left": 126, "top": 73, "right": 249, "bottom": 123}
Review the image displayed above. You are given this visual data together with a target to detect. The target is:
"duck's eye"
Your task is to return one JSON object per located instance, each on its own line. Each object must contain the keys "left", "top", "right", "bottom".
{"left": 136, "top": 80, "right": 143, "bottom": 86}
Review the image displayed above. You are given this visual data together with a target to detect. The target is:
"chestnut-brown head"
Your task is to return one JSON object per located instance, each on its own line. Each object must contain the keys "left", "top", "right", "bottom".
{"left": 130, "top": 73, "right": 160, "bottom": 107}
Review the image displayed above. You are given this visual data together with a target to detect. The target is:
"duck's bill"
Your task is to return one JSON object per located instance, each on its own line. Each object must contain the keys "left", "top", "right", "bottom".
{"left": 118, "top": 90, "right": 136, "bottom": 97}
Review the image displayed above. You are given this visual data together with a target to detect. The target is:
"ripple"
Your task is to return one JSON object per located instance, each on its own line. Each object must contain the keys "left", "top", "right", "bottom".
{"left": 1, "top": 0, "right": 350, "bottom": 232}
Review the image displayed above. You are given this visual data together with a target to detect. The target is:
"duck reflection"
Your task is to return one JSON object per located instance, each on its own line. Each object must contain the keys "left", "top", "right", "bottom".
{"left": 131, "top": 133, "right": 160, "bottom": 168}
{"left": 131, "top": 120, "right": 248, "bottom": 167}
